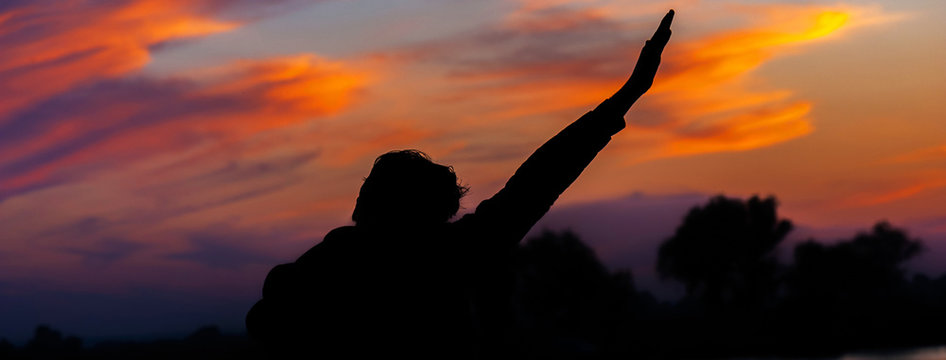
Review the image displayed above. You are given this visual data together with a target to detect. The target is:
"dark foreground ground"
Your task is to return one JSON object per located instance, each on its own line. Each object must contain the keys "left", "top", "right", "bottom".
{"left": 3, "top": 324, "right": 945, "bottom": 360}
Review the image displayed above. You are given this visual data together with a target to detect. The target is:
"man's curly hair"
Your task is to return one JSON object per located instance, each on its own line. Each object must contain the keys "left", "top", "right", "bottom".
{"left": 352, "top": 150, "right": 469, "bottom": 225}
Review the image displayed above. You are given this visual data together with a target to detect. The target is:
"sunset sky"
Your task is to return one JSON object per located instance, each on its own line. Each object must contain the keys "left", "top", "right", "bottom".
{"left": 1, "top": 0, "right": 944, "bottom": 343}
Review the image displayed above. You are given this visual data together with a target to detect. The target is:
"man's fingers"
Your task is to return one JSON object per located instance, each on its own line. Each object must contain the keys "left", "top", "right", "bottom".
{"left": 611, "top": 10, "right": 674, "bottom": 114}
{"left": 650, "top": 10, "right": 674, "bottom": 49}
{"left": 638, "top": 10, "right": 673, "bottom": 64}
{"left": 610, "top": 9, "right": 674, "bottom": 111}
{"left": 658, "top": 9, "right": 674, "bottom": 33}
{"left": 637, "top": 10, "right": 674, "bottom": 69}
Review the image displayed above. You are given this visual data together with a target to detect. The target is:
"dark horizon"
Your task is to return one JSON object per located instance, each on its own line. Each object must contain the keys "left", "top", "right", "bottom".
{"left": 2, "top": 192, "right": 945, "bottom": 346}
{"left": 7, "top": 197, "right": 946, "bottom": 358}
{"left": 5, "top": 194, "right": 946, "bottom": 359}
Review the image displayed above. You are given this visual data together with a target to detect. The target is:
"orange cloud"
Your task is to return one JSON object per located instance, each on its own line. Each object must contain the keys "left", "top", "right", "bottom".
{"left": 0, "top": 1, "right": 375, "bottom": 200}
{"left": 847, "top": 177, "right": 946, "bottom": 207}
{"left": 884, "top": 145, "right": 946, "bottom": 164}
{"left": 0, "top": 0, "right": 236, "bottom": 120}
{"left": 842, "top": 145, "right": 946, "bottom": 207}
{"left": 189, "top": 54, "right": 371, "bottom": 136}
{"left": 628, "top": 7, "right": 860, "bottom": 159}
{"left": 404, "top": 3, "right": 893, "bottom": 163}
{"left": 0, "top": 54, "right": 371, "bottom": 198}
{"left": 660, "top": 102, "right": 813, "bottom": 156}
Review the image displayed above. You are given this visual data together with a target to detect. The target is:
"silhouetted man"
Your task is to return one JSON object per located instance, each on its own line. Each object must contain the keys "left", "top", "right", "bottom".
{"left": 247, "top": 10, "right": 674, "bottom": 359}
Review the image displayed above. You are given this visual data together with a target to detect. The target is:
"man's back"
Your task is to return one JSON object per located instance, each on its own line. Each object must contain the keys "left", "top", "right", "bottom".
{"left": 248, "top": 224, "right": 510, "bottom": 358}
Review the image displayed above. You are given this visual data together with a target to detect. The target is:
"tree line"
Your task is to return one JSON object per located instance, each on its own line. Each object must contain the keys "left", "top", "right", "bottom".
{"left": 509, "top": 195, "right": 946, "bottom": 358}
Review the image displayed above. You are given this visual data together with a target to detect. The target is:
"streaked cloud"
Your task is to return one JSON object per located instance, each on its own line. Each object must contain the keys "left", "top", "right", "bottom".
{"left": 0, "top": 0, "right": 236, "bottom": 118}
{"left": 0, "top": 54, "right": 370, "bottom": 200}
{"left": 64, "top": 237, "right": 147, "bottom": 265}
{"left": 853, "top": 178, "right": 946, "bottom": 207}
{"left": 829, "top": 144, "right": 946, "bottom": 207}
{"left": 383, "top": 2, "right": 898, "bottom": 163}
{"left": 634, "top": 4, "right": 905, "bottom": 159}
{"left": 884, "top": 145, "right": 946, "bottom": 164}
{"left": 0, "top": 0, "right": 376, "bottom": 302}
{"left": 168, "top": 229, "right": 285, "bottom": 269}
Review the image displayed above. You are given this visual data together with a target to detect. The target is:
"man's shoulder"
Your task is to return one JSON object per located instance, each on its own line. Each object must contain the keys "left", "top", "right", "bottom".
{"left": 324, "top": 225, "right": 358, "bottom": 242}
{"left": 296, "top": 226, "right": 357, "bottom": 263}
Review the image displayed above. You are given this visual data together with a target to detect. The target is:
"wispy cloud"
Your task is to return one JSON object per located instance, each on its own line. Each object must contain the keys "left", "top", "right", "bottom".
{"left": 0, "top": 0, "right": 379, "bottom": 201}
{"left": 381, "top": 2, "right": 900, "bottom": 162}
{"left": 884, "top": 145, "right": 946, "bottom": 165}
{"left": 846, "top": 144, "right": 946, "bottom": 206}
{"left": 0, "top": 0, "right": 237, "bottom": 118}
{"left": 0, "top": 54, "right": 371, "bottom": 200}
{"left": 845, "top": 176, "right": 946, "bottom": 207}
{"left": 634, "top": 4, "right": 905, "bottom": 159}
{"left": 0, "top": 0, "right": 376, "bottom": 297}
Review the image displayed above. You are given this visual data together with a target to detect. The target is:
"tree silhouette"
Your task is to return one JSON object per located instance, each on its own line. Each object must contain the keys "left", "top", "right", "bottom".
{"left": 788, "top": 221, "right": 923, "bottom": 301}
{"left": 512, "top": 230, "right": 651, "bottom": 358}
{"left": 23, "top": 325, "right": 83, "bottom": 358}
{"left": 782, "top": 221, "right": 926, "bottom": 349}
{"left": 656, "top": 195, "right": 792, "bottom": 309}
{"left": 0, "top": 339, "right": 13, "bottom": 358}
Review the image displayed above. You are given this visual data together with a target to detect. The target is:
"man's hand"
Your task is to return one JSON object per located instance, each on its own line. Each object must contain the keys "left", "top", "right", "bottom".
{"left": 608, "top": 9, "right": 674, "bottom": 117}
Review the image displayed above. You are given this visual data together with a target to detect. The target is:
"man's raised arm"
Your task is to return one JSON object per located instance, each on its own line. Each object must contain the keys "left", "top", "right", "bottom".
{"left": 458, "top": 10, "right": 674, "bottom": 245}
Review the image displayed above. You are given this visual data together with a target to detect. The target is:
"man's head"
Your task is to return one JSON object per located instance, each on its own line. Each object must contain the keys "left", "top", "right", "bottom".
{"left": 352, "top": 150, "right": 468, "bottom": 226}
